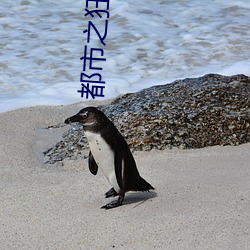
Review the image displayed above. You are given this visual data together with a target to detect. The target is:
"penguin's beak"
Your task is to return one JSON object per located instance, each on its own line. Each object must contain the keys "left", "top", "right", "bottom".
{"left": 64, "top": 114, "right": 81, "bottom": 124}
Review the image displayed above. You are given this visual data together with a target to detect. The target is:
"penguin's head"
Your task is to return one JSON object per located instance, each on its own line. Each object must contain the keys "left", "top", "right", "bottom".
{"left": 65, "top": 107, "right": 109, "bottom": 129}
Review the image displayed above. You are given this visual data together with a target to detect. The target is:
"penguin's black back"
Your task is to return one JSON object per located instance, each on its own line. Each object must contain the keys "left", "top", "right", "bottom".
{"left": 102, "top": 121, "right": 154, "bottom": 192}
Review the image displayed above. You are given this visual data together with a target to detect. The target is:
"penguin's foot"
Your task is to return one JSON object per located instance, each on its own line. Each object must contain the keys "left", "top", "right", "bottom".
{"left": 105, "top": 187, "right": 118, "bottom": 198}
{"left": 101, "top": 196, "right": 124, "bottom": 209}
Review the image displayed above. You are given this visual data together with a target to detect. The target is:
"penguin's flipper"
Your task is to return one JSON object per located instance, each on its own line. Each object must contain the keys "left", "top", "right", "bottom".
{"left": 88, "top": 151, "right": 98, "bottom": 175}
{"left": 114, "top": 146, "right": 124, "bottom": 190}
{"left": 101, "top": 196, "right": 124, "bottom": 209}
{"left": 105, "top": 187, "right": 118, "bottom": 198}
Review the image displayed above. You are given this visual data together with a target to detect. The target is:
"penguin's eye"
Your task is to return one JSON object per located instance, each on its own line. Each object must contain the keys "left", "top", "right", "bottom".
{"left": 79, "top": 112, "right": 88, "bottom": 119}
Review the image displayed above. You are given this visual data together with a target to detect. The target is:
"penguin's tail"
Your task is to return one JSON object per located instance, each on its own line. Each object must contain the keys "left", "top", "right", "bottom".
{"left": 132, "top": 176, "right": 154, "bottom": 192}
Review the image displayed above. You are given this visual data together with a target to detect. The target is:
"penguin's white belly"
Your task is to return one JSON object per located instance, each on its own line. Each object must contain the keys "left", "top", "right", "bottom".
{"left": 85, "top": 131, "right": 120, "bottom": 193}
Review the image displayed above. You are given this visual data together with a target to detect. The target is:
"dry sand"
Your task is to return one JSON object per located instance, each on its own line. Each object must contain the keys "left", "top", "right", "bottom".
{"left": 0, "top": 101, "right": 249, "bottom": 249}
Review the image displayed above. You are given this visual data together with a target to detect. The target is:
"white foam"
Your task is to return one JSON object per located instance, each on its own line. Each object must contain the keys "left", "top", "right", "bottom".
{"left": 0, "top": 0, "right": 250, "bottom": 112}
{"left": 218, "top": 60, "right": 250, "bottom": 76}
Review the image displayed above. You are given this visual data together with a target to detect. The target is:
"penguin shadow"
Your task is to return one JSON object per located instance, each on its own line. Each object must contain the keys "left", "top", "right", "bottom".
{"left": 122, "top": 190, "right": 157, "bottom": 208}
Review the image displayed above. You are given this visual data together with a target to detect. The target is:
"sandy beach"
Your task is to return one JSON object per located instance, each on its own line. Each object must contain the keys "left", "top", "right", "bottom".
{"left": 0, "top": 101, "right": 249, "bottom": 249}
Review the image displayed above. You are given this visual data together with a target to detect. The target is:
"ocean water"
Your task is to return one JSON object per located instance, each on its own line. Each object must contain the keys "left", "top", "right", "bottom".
{"left": 0, "top": 0, "right": 250, "bottom": 112}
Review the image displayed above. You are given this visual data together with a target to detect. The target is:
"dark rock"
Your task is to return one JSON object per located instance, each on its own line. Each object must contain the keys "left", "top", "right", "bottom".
{"left": 43, "top": 74, "right": 250, "bottom": 163}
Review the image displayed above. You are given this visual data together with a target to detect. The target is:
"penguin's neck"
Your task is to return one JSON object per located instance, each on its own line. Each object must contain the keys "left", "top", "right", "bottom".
{"left": 82, "top": 123, "right": 107, "bottom": 133}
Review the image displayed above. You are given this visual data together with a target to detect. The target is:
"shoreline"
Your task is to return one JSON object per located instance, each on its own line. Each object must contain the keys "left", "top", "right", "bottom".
{"left": 0, "top": 102, "right": 249, "bottom": 249}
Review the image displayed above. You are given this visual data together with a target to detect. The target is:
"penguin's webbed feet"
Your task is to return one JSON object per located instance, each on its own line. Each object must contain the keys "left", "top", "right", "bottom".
{"left": 101, "top": 196, "right": 124, "bottom": 209}
{"left": 105, "top": 187, "right": 118, "bottom": 198}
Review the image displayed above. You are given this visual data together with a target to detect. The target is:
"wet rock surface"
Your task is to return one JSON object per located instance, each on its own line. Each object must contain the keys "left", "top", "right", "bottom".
{"left": 44, "top": 74, "right": 250, "bottom": 163}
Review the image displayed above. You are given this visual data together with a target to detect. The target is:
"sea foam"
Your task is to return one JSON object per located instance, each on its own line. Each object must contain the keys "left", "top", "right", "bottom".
{"left": 0, "top": 0, "right": 249, "bottom": 112}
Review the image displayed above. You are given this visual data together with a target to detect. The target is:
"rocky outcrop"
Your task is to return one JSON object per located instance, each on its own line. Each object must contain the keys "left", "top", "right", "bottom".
{"left": 44, "top": 74, "right": 250, "bottom": 163}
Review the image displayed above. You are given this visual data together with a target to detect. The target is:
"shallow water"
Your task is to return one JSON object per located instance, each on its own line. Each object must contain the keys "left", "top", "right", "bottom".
{"left": 0, "top": 0, "right": 250, "bottom": 112}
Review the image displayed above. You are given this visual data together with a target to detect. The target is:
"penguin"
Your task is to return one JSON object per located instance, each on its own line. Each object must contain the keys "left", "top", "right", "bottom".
{"left": 65, "top": 107, "right": 154, "bottom": 209}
